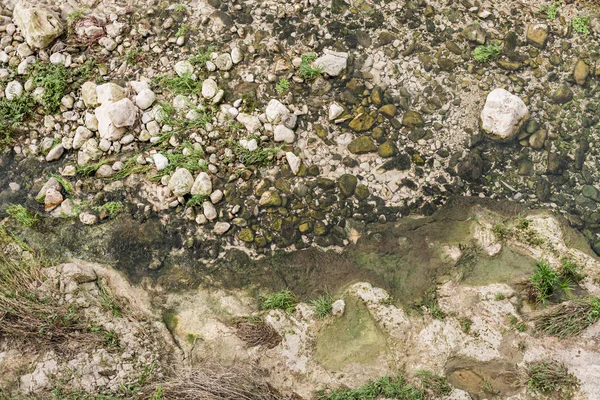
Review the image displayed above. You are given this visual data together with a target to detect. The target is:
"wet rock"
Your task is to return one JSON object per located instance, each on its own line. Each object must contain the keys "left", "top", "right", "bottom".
{"left": 457, "top": 152, "right": 483, "bottom": 182}
{"left": 378, "top": 140, "right": 396, "bottom": 158}
{"left": 402, "top": 111, "right": 424, "bottom": 128}
{"left": 338, "top": 174, "right": 357, "bottom": 197}
{"left": 314, "top": 50, "right": 348, "bottom": 76}
{"left": 13, "top": 1, "right": 63, "bottom": 49}
{"left": 380, "top": 154, "right": 412, "bottom": 171}
{"left": 191, "top": 172, "right": 212, "bottom": 196}
{"left": 551, "top": 84, "right": 573, "bottom": 104}
{"left": 238, "top": 228, "right": 255, "bottom": 243}
{"left": 379, "top": 104, "right": 397, "bottom": 118}
{"left": 573, "top": 60, "right": 590, "bottom": 86}
{"left": 526, "top": 24, "right": 549, "bottom": 49}
{"left": 348, "top": 113, "right": 375, "bottom": 132}
{"left": 168, "top": 168, "right": 194, "bottom": 196}
{"left": 438, "top": 58, "right": 456, "bottom": 71}
{"left": 462, "top": 23, "right": 486, "bottom": 44}
{"left": 259, "top": 190, "right": 282, "bottom": 207}
{"left": 547, "top": 152, "right": 564, "bottom": 175}
{"left": 480, "top": 89, "right": 529, "bottom": 141}
{"left": 583, "top": 185, "right": 600, "bottom": 202}
{"left": 348, "top": 136, "right": 377, "bottom": 154}
{"left": 355, "top": 184, "right": 370, "bottom": 200}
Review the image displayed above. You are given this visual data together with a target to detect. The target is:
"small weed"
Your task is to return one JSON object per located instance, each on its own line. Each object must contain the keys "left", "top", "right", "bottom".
{"left": 175, "top": 24, "right": 189, "bottom": 37}
{"left": 298, "top": 53, "right": 323, "bottom": 80}
{"left": 98, "top": 283, "right": 124, "bottom": 318}
{"left": 492, "top": 222, "right": 509, "bottom": 240}
{"left": 480, "top": 379, "right": 498, "bottom": 395}
{"left": 173, "top": 3, "right": 187, "bottom": 13}
{"left": 190, "top": 46, "right": 214, "bottom": 66}
{"left": 473, "top": 41, "right": 501, "bottom": 63}
{"left": 125, "top": 48, "right": 144, "bottom": 65}
{"left": 0, "top": 95, "right": 34, "bottom": 147}
{"left": 540, "top": 1, "right": 561, "bottom": 20}
{"left": 186, "top": 194, "right": 208, "bottom": 208}
{"left": 460, "top": 317, "right": 473, "bottom": 334}
{"left": 155, "top": 73, "right": 202, "bottom": 95}
{"left": 31, "top": 62, "right": 70, "bottom": 114}
{"left": 559, "top": 257, "right": 584, "bottom": 283}
{"left": 5, "top": 204, "right": 37, "bottom": 227}
{"left": 416, "top": 370, "right": 452, "bottom": 397}
{"left": 93, "top": 201, "right": 123, "bottom": 217}
{"left": 258, "top": 290, "right": 297, "bottom": 313}
{"left": 103, "top": 329, "right": 120, "bottom": 348}
{"left": 516, "top": 322, "right": 527, "bottom": 332}
{"left": 66, "top": 10, "right": 84, "bottom": 35}
{"left": 529, "top": 260, "right": 561, "bottom": 304}
{"left": 573, "top": 16, "right": 590, "bottom": 35}
{"left": 534, "top": 297, "right": 600, "bottom": 338}
{"left": 234, "top": 143, "right": 280, "bottom": 167}
{"left": 495, "top": 292, "right": 506, "bottom": 301}
{"left": 516, "top": 218, "right": 531, "bottom": 229}
{"left": 316, "top": 375, "right": 423, "bottom": 400}
{"left": 76, "top": 159, "right": 109, "bottom": 177}
{"left": 526, "top": 360, "right": 579, "bottom": 399}
{"left": 275, "top": 78, "right": 291, "bottom": 94}
{"left": 51, "top": 174, "right": 74, "bottom": 195}
{"left": 310, "top": 294, "right": 333, "bottom": 319}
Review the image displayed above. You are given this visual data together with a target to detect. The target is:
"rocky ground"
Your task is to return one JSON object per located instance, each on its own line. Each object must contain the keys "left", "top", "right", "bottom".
{"left": 1, "top": 0, "right": 600, "bottom": 398}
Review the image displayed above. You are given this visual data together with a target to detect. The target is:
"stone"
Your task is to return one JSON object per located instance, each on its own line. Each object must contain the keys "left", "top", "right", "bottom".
{"left": 462, "top": 23, "right": 486, "bottom": 44}
{"left": 107, "top": 98, "right": 137, "bottom": 127}
{"left": 214, "top": 53, "right": 233, "bottom": 70}
{"left": 96, "top": 164, "right": 114, "bottom": 177}
{"left": 402, "top": 111, "right": 424, "bottom": 127}
{"left": 210, "top": 190, "right": 223, "bottom": 204}
{"left": 348, "top": 136, "right": 377, "bottom": 154}
{"left": 329, "top": 102, "right": 345, "bottom": 120}
{"left": 313, "top": 50, "right": 348, "bottom": 76}
{"left": 529, "top": 129, "right": 547, "bottom": 150}
{"left": 5, "top": 81, "right": 23, "bottom": 101}
{"left": 286, "top": 152, "right": 301, "bottom": 175}
{"left": 274, "top": 125, "right": 295, "bottom": 143}
{"left": 36, "top": 177, "right": 61, "bottom": 199}
{"left": 77, "top": 139, "right": 102, "bottom": 165}
{"left": 551, "top": 84, "right": 573, "bottom": 104}
{"left": 60, "top": 263, "right": 97, "bottom": 284}
{"left": 174, "top": 60, "right": 194, "bottom": 76}
{"left": 44, "top": 188, "right": 63, "bottom": 211}
{"left": 231, "top": 48, "right": 243, "bottom": 64}
{"left": 236, "top": 113, "right": 262, "bottom": 133}
{"left": 259, "top": 190, "right": 281, "bottom": 207}
{"left": 203, "top": 201, "right": 217, "bottom": 221}
{"left": 202, "top": 78, "right": 218, "bottom": 99}
{"left": 153, "top": 153, "right": 169, "bottom": 171}
{"left": 573, "top": 60, "right": 590, "bottom": 86}
{"left": 214, "top": 221, "right": 231, "bottom": 234}
{"left": 265, "top": 99, "right": 290, "bottom": 124}
{"left": 191, "top": 172, "right": 212, "bottom": 196}
{"left": 480, "top": 88, "right": 529, "bottom": 141}
{"left": 13, "top": 1, "right": 63, "bottom": 49}
{"left": 583, "top": 185, "right": 600, "bottom": 202}
{"left": 168, "top": 168, "right": 194, "bottom": 196}
{"left": 79, "top": 212, "right": 98, "bottom": 225}
{"left": 331, "top": 299, "right": 345, "bottom": 316}
{"left": 355, "top": 184, "right": 370, "bottom": 200}
{"left": 379, "top": 104, "right": 397, "bottom": 118}
{"left": 238, "top": 228, "right": 254, "bottom": 243}
{"left": 338, "top": 174, "right": 358, "bottom": 197}
{"left": 96, "top": 83, "right": 126, "bottom": 105}
{"left": 378, "top": 140, "right": 396, "bottom": 158}
{"left": 348, "top": 113, "right": 375, "bottom": 132}
{"left": 135, "top": 89, "right": 156, "bottom": 110}
{"left": 95, "top": 103, "right": 126, "bottom": 141}
{"left": 45, "top": 144, "right": 64, "bottom": 162}
{"left": 526, "top": 23, "right": 549, "bottom": 49}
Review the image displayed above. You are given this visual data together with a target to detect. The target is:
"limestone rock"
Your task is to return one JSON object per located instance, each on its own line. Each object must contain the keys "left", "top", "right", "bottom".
{"left": 44, "top": 188, "right": 63, "bottom": 211}
{"left": 236, "top": 113, "right": 262, "bottom": 133}
{"left": 168, "top": 168, "right": 194, "bottom": 196}
{"left": 107, "top": 98, "right": 137, "bottom": 128}
{"left": 135, "top": 89, "right": 156, "bottom": 110}
{"left": 96, "top": 83, "right": 126, "bottom": 105}
{"left": 462, "top": 23, "right": 486, "bottom": 44}
{"left": 5, "top": 81, "right": 23, "bottom": 101}
{"left": 573, "top": 60, "right": 590, "bottom": 86}
{"left": 191, "top": 172, "right": 212, "bottom": 196}
{"left": 202, "top": 78, "right": 218, "bottom": 99}
{"left": 95, "top": 103, "right": 126, "bottom": 141}
{"left": 274, "top": 125, "right": 295, "bottom": 143}
{"left": 13, "top": 1, "right": 63, "bottom": 49}
{"left": 265, "top": 99, "right": 290, "bottom": 124}
{"left": 152, "top": 153, "right": 169, "bottom": 171}
{"left": 480, "top": 88, "right": 529, "bottom": 141}
{"left": 286, "top": 152, "right": 301, "bottom": 175}
{"left": 314, "top": 50, "right": 348, "bottom": 76}
{"left": 348, "top": 113, "right": 375, "bottom": 132}
{"left": 81, "top": 82, "right": 99, "bottom": 108}
{"left": 259, "top": 190, "right": 282, "bottom": 207}
{"left": 45, "top": 144, "right": 64, "bottom": 162}
{"left": 214, "top": 221, "right": 231, "bottom": 235}
{"left": 348, "top": 136, "right": 377, "bottom": 154}
{"left": 338, "top": 174, "right": 358, "bottom": 197}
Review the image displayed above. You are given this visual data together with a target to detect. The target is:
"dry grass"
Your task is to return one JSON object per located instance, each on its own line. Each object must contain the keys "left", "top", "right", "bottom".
{"left": 233, "top": 316, "right": 282, "bottom": 349}
{"left": 151, "top": 365, "right": 291, "bottom": 400}
{"left": 534, "top": 297, "right": 600, "bottom": 338}
{"left": 524, "top": 360, "right": 579, "bottom": 399}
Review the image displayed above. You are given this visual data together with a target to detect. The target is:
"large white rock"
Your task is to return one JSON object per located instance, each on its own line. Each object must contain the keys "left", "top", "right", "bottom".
{"left": 95, "top": 103, "right": 126, "bottom": 141}
{"left": 314, "top": 50, "right": 348, "bottom": 77}
{"left": 274, "top": 124, "right": 295, "bottom": 143}
{"left": 107, "top": 98, "right": 137, "bottom": 127}
{"left": 96, "top": 83, "right": 126, "bottom": 105}
{"left": 191, "top": 172, "right": 212, "bottom": 196}
{"left": 168, "top": 168, "right": 194, "bottom": 196}
{"left": 5, "top": 81, "right": 23, "bottom": 101}
{"left": 480, "top": 88, "right": 529, "bottom": 141}
{"left": 13, "top": 1, "right": 64, "bottom": 49}
{"left": 265, "top": 99, "right": 290, "bottom": 124}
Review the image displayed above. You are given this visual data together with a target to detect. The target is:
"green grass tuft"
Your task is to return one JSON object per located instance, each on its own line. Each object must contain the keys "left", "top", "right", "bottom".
{"left": 93, "top": 201, "right": 123, "bottom": 217}
{"left": 259, "top": 290, "right": 297, "bottom": 313}
{"left": 189, "top": 46, "right": 214, "bottom": 66}
{"left": 529, "top": 260, "right": 560, "bottom": 304}
{"left": 51, "top": 174, "right": 74, "bottom": 195}
{"left": 0, "top": 95, "right": 35, "bottom": 149}
{"left": 5, "top": 205, "right": 37, "bottom": 227}
{"left": 526, "top": 360, "right": 579, "bottom": 399}
{"left": 298, "top": 53, "right": 323, "bottom": 80}
{"left": 316, "top": 375, "right": 423, "bottom": 400}
{"left": 416, "top": 370, "right": 452, "bottom": 397}
{"left": 473, "top": 42, "right": 501, "bottom": 63}
{"left": 155, "top": 73, "right": 202, "bottom": 95}
{"left": 275, "top": 78, "right": 291, "bottom": 94}
{"left": 310, "top": 294, "right": 333, "bottom": 319}
{"left": 540, "top": 1, "right": 561, "bottom": 20}
{"left": 460, "top": 317, "right": 472, "bottom": 333}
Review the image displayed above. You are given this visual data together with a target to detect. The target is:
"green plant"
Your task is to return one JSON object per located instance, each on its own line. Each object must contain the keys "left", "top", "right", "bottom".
{"left": 75, "top": 58, "right": 98, "bottom": 83}
{"left": 460, "top": 317, "right": 472, "bottom": 334}
{"left": 51, "top": 174, "right": 74, "bottom": 195}
{"left": 173, "top": 3, "right": 187, "bottom": 13}
{"left": 31, "top": 62, "right": 70, "bottom": 114}
{"left": 103, "top": 329, "right": 120, "bottom": 348}
{"left": 310, "top": 294, "right": 333, "bottom": 319}
{"left": 298, "top": 53, "right": 323, "bottom": 80}
{"left": 155, "top": 73, "right": 202, "bottom": 95}
{"left": 526, "top": 360, "right": 579, "bottom": 399}
{"left": 534, "top": 297, "right": 600, "bottom": 338}
{"left": 76, "top": 159, "right": 109, "bottom": 176}
{"left": 175, "top": 24, "right": 189, "bottom": 37}
{"left": 5, "top": 204, "right": 37, "bottom": 227}
{"left": 416, "top": 370, "right": 452, "bottom": 397}
{"left": 98, "top": 283, "right": 123, "bottom": 317}
{"left": 559, "top": 257, "right": 584, "bottom": 283}
{"left": 93, "top": 201, "right": 123, "bottom": 217}
{"left": 125, "top": 48, "right": 144, "bottom": 65}
{"left": 530, "top": 260, "right": 561, "bottom": 304}
{"left": 66, "top": 10, "right": 84, "bottom": 35}
{"left": 492, "top": 222, "right": 509, "bottom": 240}
{"left": 275, "top": 78, "right": 291, "bottom": 94}
{"left": 0, "top": 94, "right": 34, "bottom": 148}
{"left": 258, "top": 290, "right": 297, "bottom": 313}
{"left": 234, "top": 143, "right": 280, "bottom": 167}
{"left": 573, "top": 16, "right": 590, "bottom": 35}
{"left": 540, "top": 1, "right": 561, "bottom": 20}
{"left": 516, "top": 322, "right": 527, "bottom": 332}
{"left": 316, "top": 375, "right": 423, "bottom": 400}
{"left": 473, "top": 42, "right": 501, "bottom": 63}
{"left": 186, "top": 194, "right": 208, "bottom": 208}
{"left": 190, "top": 46, "right": 214, "bottom": 65}
{"left": 495, "top": 292, "right": 506, "bottom": 301}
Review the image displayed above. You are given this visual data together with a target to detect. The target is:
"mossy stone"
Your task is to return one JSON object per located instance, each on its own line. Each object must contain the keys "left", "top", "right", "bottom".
{"left": 355, "top": 184, "right": 370, "bottom": 200}
{"left": 378, "top": 140, "right": 396, "bottom": 158}
{"left": 338, "top": 174, "right": 358, "bottom": 197}
{"left": 238, "top": 228, "right": 255, "bottom": 242}
{"left": 348, "top": 136, "right": 377, "bottom": 154}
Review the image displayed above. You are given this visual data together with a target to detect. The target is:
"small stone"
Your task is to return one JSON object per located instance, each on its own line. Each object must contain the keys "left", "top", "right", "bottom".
{"left": 236, "top": 113, "right": 262, "bottom": 133}
{"left": 210, "top": 189, "right": 223, "bottom": 204}
{"left": 329, "top": 102, "right": 345, "bottom": 120}
{"left": 214, "top": 53, "right": 233, "bottom": 70}
{"left": 348, "top": 136, "right": 377, "bottom": 154}
{"left": 402, "top": 111, "right": 424, "bottom": 127}
{"left": 331, "top": 299, "right": 345, "bottom": 316}
{"left": 551, "top": 84, "right": 573, "bottom": 104}
{"left": 44, "top": 188, "right": 63, "bottom": 211}
{"left": 203, "top": 201, "right": 217, "bottom": 221}
{"left": 174, "top": 60, "right": 194, "bottom": 76}
{"left": 526, "top": 23, "right": 549, "bottom": 49}
{"left": 153, "top": 153, "right": 169, "bottom": 171}
{"left": 135, "top": 89, "right": 156, "bottom": 110}
{"left": 191, "top": 172, "right": 212, "bottom": 196}
{"left": 259, "top": 190, "right": 282, "bottom": 207}
{"left": 274, "top": 125, "right": 295, "bottom": 143}
{"left": 462, "top": 23, "right": 486, "bottom": 44}
{"left": 338, "top": 174, "right": 358, "bottom": 197}
{"left": 202, "top": 78, "right": 218, "bottom": 99}
{"left": 313, "top": 50, "right": 348, "bottom": 76}
{"left": 45, "top": 144, "right": 64, "bottom": 162}
{"left": 583, "top": 185, "right": 600, "bottom": 202}
{"left": 348, "top": 113, "right": 375, "bottom": 132}
{"left": 79, "top": 212, "right": 98, "bottom": 225}
{"left": 96, "top": 83, "right": 126, "bottom": 105}
{"left": 107, "top": 98, "right": 137, "bottom": 127}
{"left": 573, "top": 60, "right": 590, "bottom": 86}
{"left": 265, "top": 99, "right": 290, "bottom": 124}
{"left": 5, "top": 81, "right": 23, "bottom": 101}
{"left": 214, "top": 221, "right": 231, "bottom": 234}
{"left": 286, "top": 152, "right": 301, "bottom": 175}
{"left": 355, "top": 184, "right": 370, "bottom": 200}
{"left": 378, "top": 140, "right": 396, "bottom": 157}
{"left": 238, "top": 228, "right": 255, "bottom": 243}
{"left": 379, "top": 104, "right": 397, "bottom": 118}
{"left": 168, "top": 168, "right": 194, "bottom": 196}
{"left": 480, "top": 88, "right": 529, "bottom": 141}
{"left": 96, "top": 164, "right": 114, "bottom": 177}
{"left": 529, "top": 129, "right": 547, "bottom": 150}
{"left": 231, "top": 48, "right": 243, "bottom": 64}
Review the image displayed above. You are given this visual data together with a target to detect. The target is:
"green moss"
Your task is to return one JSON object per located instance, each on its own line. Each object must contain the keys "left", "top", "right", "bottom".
{"left": 0, "top": 95, "right": 34, "bottom": 149}
{"left": 93, "top": 201, "right": 123, "bottom": 217}
{"left": 5, "top": 205, "right": 37, "bottom": 227}
{"left": 573, "top": 16, "right": 590, "bottom": 35}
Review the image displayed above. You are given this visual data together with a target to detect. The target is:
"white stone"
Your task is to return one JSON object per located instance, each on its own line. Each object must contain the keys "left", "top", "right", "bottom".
{"left": 79, "top": 212, "right": 98, "bottom": 225}
{"left": 130, "top": 80, "right": 150, "bottom": 94}
{"left": 480, "top": 88, "right": 529, "bottom": 141}
{"left": 190, "top": 172, "right": 212, "bottom": 196}
{"left": 174, "top": 60, "right": 194, "bottom": 76}
{"left": 203, "top": 201, "right": 217, "bottom": 221}
{"left": 286, "top": 152, "right": 301, "bottom": 175}
{"left": 45, "top": 144, "right": 64, "bottom": 162}
{"left": 236, "top": 113, "right": 262, "bottom": 133}
{"left": 5, "top": 81, "right": 23, "bottom": 101}
{"left": 13, "top": 1, "right": 64, "bottom": 49}
{"left": 201, "top": 78, "right": 218, "bottom": 99}
{"left": 96, "top": 103, "right": 125, "bottom": 141}
{"left": 96, "top": 83, "right": 126, "bottom": 105}
{"left": 107, "top": 98, "right": 137, "bottom": 127}
{"left": 231, "top": 48, "right": 243, "bottom": 64}
{"left": 274, "top": 124, "right": 295, "bottom": 143}
{"left": 168, "top": 168, "right": 194, "bottom": 196}
{"left": 152, "top": 153, "right": 169, "bottom": 171}
{"left": 265, "top": 99, "right": 290, "bottom": 124}
{"left": 240, "top": 138, "right": 258, "bottom": 151}
{"left": 49, "top": 52, "right": 65, "bottom": 65}
{"left": 214, "top": 53, "right": 233, "bottom": 70}
{"left": 331, "top": 299, "right": 345, "bottom": 316}
{"left": 314, "top": 50, "right": 348, "bottom": 77}
{"left": 135, "top": 89, "right": 156, "bottom": 110}
{"left": 329, "top": 102, "right": 344, "bottom": 120}
{"left": 214, "top": 221, "right": 231, "bottom": 234}
{"left": 210, "top": 189, "right": 223, "bottom": 204}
